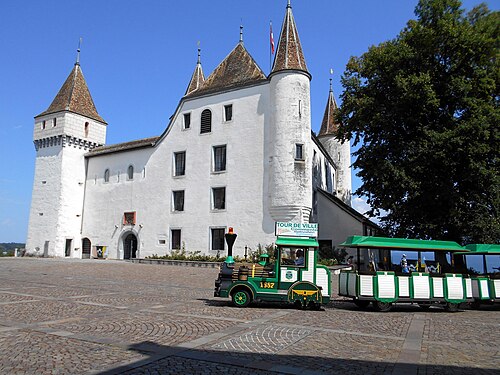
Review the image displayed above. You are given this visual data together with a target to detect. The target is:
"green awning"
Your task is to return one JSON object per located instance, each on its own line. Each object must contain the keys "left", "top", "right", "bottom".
{"left": 276, "top": 236, "right": 319, "bottom": 248}
{"left": 457, "top": 243, "right": 500, "bottom": 255}
{"left": 339, "top": 236, "right": 465, "bottom": 252}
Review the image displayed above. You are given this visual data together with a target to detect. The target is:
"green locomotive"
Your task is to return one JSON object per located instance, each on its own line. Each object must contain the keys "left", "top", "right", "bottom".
{"left": 214, "top": 224, "right": 331, "bottom": 309}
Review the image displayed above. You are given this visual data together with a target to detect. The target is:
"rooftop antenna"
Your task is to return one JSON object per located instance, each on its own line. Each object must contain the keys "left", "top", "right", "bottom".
{"left": 76, "top": 37, "right": 82, "bottom": 65}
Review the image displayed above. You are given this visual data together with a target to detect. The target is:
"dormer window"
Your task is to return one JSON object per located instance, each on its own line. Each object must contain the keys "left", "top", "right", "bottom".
{"left": 200, "top": 109, "right": 212, "bottom": 134}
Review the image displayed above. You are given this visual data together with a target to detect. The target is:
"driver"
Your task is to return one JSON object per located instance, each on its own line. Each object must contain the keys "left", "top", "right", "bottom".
{"left": 295, "top": 250, "right": 304, "bottom": 266}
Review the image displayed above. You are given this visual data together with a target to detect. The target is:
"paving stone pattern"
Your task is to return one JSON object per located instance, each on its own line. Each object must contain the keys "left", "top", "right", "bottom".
{"left": 0, "top": 258, "right": 498, "bottom": 374}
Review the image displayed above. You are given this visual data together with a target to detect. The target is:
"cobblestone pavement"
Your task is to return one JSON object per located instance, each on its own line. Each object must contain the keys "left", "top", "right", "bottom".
{"left": 0, "top": 258, "right": 498, "bottom": 375}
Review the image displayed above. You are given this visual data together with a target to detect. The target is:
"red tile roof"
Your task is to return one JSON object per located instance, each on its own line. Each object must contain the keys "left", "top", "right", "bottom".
{"left": 318, "top": 87, "right": 341, "bottom": 136}
{"left": 271, "top": 2, "right": 310, "bottom": 78}
{"left": 36, "top": 64, "right": 106, "bottom": 123}
{"left": 187, "top": 43, "right": 266, "bottom": 98}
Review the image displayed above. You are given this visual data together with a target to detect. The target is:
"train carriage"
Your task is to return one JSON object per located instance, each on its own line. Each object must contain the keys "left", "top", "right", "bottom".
{"left": 338, "top": 236, "right": 473, "bottom": 312}
{"left": 457, "top": 244, "right": 500, "bottom": 308}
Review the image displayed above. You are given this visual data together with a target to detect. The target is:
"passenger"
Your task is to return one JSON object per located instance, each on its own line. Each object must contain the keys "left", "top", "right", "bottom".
{"left": 401, "top": 254, "right": 409, "bottom": 273}
{"left": 295, "top": 250, "right": 304, "bottom": 266}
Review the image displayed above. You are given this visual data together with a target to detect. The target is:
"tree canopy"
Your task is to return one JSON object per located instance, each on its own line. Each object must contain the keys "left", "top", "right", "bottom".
{"left": 336, "top": 0, "right": 499, "bottom": 244}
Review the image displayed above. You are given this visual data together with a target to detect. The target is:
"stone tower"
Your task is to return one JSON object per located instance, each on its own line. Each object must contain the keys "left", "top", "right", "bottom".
{"left": 317, "top": 80, "right": 352, "bottom": 205}
{"left": 26, "top": 56, "right": 106, "bottom": 257}
{"left": 268, "top": 0, "right": 313, "bottom": 223}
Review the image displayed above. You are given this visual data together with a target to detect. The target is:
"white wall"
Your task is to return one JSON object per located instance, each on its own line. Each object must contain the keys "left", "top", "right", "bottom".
{"left": 83, "top": 83, "right": 277, "bottom": 259}
{"left": 268, "top": 71, "right": 312, "bottom": 223}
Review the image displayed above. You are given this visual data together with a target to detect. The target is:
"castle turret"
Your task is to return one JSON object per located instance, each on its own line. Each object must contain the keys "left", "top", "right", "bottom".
{"left": 268, "top": 0, "right": 312, "bottom": 223}
{"left": 26, "top": 52, "right": 107, "bottom": 257}
{"left": 184, "top": 47, "right": 205, "bottom": 96}
{"left": 317, "top": 80, "right": 352, "bottom": 205}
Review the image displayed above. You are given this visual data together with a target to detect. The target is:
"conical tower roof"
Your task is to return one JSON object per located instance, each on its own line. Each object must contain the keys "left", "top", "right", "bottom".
{"left": 318, "top": 82, "right": 341, "bottom": 136}
{"left": 36, "top": 63, "right": 106, "bottom": 123}
{"left": 185, "top": 49, "right": 206, "bottom": 95}
{"left": 187, "top": 42, "right": 266, "bottom": 98}
{"left": 270, "top": 1, "right": 310, "bottom": 78}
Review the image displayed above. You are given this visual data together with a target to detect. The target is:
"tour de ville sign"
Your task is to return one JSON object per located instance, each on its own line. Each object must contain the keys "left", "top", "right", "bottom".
{"left": 274, "top": 222, "right": 318, "bottom": 238}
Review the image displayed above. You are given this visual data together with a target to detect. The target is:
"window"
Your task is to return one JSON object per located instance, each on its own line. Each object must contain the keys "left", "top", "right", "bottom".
{"left": 295, "top": 144, "right": 304, "bottom": 160}
{"left": 200, "top": 109, "right": 212, "bottom": 134}
{"left": 104, "top": 169, "right": 110, "bottom": 183}
{"left": 53, "top": 118, "right": 57, "bottom": 127}
{"left": 211, "top": 228, "right": 225, "bottom": 251}
{"left": 172, "top": 190, "right": 184, "bottom": 211}
{"left": 280, "top": 247, "right": 306, "bottom": 267}
{"left": 174, "top": 151, "right": 186, "bottom": 176}
{"left": 123, "top": 212, "right": 136, "bottom": 225}
{"left": 42, "top": 120, "right": 46, "bottom": 130}
{"left": 213, "top": 145, "right": 226, "bottom": 172}
{"left": 127, "top": 165, "right": 134, "bottom": 180}
{"left": 183, "top": 113, "right": 191, "bottom": 129}
{"left": 171, "top": 229, "right": 181, "bottom": 250}
{"left": 224, "top": 104, "right": 233, "bottom": 121}
{"left": 212, "top": 187, "right": 226, "bottom": 210}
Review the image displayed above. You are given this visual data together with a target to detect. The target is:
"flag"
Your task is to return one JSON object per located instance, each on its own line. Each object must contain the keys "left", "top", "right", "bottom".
{"left": 270, "top": 21, "right": 275, "bottom": 54}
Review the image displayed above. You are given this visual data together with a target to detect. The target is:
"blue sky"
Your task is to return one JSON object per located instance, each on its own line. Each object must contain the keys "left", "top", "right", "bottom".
{"left": 0, "top": 0, "right": 496, "bottom": 243}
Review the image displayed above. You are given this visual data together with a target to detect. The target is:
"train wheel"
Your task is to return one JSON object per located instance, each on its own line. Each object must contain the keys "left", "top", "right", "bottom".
{"left": 354, "top": 300, "right": 370, "bottom": 309}
{"left": 444, "top": 302, "right": 460, "bottom": 312}
{"left": 373, "top": 301, "right": 392, "bottom": 312}
{"left": 232, "top": 290, "right": 251, "bottom": 308}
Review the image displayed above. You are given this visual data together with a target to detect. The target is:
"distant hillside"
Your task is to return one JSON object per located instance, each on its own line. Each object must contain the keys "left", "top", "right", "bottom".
{"left": 0, "top": 243, "right": 24, "bottom": 256}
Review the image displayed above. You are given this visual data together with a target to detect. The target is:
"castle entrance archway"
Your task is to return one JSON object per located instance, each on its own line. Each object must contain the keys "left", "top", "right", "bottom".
{"left": 82, "top": 238, "right": 91, "bottom": 259}
{"left": 123, "top": 233, "right": 138, "bottom": 259}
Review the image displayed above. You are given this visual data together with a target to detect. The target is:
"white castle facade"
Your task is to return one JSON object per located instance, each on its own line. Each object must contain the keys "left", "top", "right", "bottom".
{"left": 26, "top": 2, "right": 377, "bottom": 259}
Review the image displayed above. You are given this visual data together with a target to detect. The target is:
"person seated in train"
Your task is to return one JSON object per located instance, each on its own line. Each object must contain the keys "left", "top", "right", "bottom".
{"left": 295, "top": 250, "right": 304, "bottom": 266}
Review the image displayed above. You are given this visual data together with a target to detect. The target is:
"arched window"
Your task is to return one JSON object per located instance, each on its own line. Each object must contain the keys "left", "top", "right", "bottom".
{"left": 127, "top": 165, "right": 134, "bottom": 180}
{"left": 200, "top": 109, "right": 212, "bottom": 134}
{"left": 84, "top": 122, "right": 89, "bottom": 137}
{"left": 104, "top": 169, "right": 110, "bottom": 183}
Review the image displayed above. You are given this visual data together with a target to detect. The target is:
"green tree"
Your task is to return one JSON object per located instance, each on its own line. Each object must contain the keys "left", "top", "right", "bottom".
{"left": 337, "top": 0, "right": 499, "bottom": 244}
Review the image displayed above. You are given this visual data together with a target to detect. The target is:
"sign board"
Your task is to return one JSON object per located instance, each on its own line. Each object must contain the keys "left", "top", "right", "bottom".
{"left": 275, "top": 222, "right": 318, "bottom": 238}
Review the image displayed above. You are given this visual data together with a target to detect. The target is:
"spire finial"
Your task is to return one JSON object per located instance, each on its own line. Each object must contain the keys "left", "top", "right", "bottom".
{"left": 287, "top": 0, "right": 291, "bottom": 8}
{"left": 239, "top": 23, "right": 243, "bottom": 44}
{"left": 197, "top": 41, "right": 201, "bottom": 64}
{"left": 329, "top": 68, "right": 334, "bottom": 92}
{"left": 75, "top": 37, "right": 82, "bottom": 65}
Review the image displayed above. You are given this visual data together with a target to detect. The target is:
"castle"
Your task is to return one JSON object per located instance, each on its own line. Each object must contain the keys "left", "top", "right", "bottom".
{"left": 26, "top": 1, "right": 377, "bottom": 259}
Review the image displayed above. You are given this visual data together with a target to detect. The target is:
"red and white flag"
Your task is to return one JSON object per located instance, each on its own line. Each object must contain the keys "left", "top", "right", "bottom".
{"left": 270, "top": 21, "right": 275, "bottom": 54}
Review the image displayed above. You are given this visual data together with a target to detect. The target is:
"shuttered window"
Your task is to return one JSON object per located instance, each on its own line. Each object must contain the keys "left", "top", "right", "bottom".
{"left": 200, "top": 109, "right": 212, "bottom": 134}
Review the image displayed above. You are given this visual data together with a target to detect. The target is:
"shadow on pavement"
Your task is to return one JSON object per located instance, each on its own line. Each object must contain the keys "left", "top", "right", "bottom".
{"left": 96, "top": 340, "right": 498, "bottom": 375}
